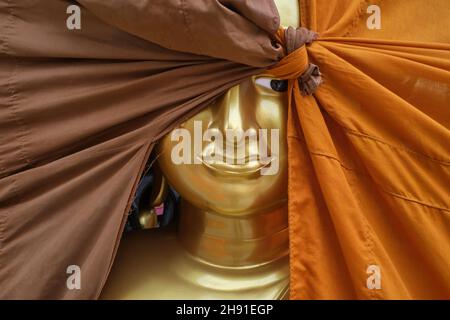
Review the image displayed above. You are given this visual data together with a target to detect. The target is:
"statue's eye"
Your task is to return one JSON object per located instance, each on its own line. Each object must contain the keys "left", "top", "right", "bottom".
{"left": 255, "top": 77, "right": 288, "bottom": 92}
{"left": 270, "top": 80, "right": 288, "bottom": 92}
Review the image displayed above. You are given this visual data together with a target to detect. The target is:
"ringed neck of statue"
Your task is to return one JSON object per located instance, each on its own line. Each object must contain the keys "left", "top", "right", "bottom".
{"left": 177, "top": 201, "right": 289, "bottom": 268}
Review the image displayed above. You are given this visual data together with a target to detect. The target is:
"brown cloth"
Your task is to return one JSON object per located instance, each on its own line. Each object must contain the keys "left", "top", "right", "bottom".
{"left": 0, "top": 0, "right": 282, "bottom": 299}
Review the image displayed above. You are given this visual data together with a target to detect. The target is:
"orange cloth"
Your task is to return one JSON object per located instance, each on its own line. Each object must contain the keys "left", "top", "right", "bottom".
{"left": 271, "top": 0, "right": 450, "bottom": 299}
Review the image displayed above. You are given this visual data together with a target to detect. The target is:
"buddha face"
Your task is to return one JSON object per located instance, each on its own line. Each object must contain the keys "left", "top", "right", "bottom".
{"left": 157, "top": 0, "right": 298, "bottom": 216}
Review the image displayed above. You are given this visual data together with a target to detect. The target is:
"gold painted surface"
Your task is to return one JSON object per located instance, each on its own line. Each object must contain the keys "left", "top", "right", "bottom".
{"left": 157, "top": 75, "right": 289, "bottom": 216}
{"left": 138, "top": 209, "right": 158, "bottom": 229}
{"left": 101, "top": 0, "right": 299, "bottom": 300}
{"left": 101, "top": 225, "right": 290, "bottom": 300}
{"left": 277, "top": 0, "right": 300, "bottom": 27}
{"left": 177, "top": 202, "right": 289, "bottom": 268}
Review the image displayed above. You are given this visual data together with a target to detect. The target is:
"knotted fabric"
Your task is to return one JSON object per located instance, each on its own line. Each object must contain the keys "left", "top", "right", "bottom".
{"left": 269, "top": 27, "right": 322, "bottom": 95}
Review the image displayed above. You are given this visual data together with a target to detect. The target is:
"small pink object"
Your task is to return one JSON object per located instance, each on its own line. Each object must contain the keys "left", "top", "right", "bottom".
{"left": 154, "top": 203, "right": 164, "bottom": 216}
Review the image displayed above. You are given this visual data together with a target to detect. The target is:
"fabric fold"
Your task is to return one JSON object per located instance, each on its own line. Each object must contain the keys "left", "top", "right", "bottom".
{"left": 0, "top": 0, "right": 280, "bottom": 299}
{"left": 280, "top": 0, "right": 450, "bottom": 299}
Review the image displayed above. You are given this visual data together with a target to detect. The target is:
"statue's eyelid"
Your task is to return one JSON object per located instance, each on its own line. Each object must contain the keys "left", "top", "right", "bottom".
{"left": 255, "top": 77, "right": 273, "bottom": 90}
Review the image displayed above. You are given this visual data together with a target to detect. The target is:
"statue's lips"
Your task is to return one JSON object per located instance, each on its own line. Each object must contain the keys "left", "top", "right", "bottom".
{"left": 196, "top": 153, "right": 276, "bottom": 177}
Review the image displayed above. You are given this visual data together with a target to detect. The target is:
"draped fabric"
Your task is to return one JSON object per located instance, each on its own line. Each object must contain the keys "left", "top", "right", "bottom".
{"left": 280, "top": 0, "right": 450, "bottom": 299}
{"left": 0, "top": 0, "right": 282, "bottom": 299}
{"left": 0, "top": 0, "right": 449, "bottom": 300}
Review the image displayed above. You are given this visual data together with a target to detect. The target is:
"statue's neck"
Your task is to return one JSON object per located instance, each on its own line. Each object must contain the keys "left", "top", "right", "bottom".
{"left": 177, "top": 201, "right": 289, "bottom": 268}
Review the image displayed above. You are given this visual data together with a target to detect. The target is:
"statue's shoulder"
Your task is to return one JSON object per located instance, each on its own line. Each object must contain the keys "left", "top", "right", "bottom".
{"left": 101, "top": 227, "right": 290, "bottom": 300}
{"left": 100, "top": 227, "right": 186, "bottom": 299}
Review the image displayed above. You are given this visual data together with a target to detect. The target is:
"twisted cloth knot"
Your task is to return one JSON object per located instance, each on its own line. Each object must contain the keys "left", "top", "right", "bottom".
{"left": 269, "top": 27, "right": 322, "bottom": 96}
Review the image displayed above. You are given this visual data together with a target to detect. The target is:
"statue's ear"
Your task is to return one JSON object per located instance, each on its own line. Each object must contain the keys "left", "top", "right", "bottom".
{"left": 135, "top": 164, "right": 169, "bottom": 230}
{"left": 124, "top": 160, "right": 164, "bottom": 231}
{"left": 140, "top": 169, "right": 181, "bottom": 229}
{"left": 148, "top": 165, "right": 168, "bottom": 209}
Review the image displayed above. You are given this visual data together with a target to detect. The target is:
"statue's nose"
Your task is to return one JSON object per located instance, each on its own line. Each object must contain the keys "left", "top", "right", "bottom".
{"left": 210, "top": 81, "right": 261, "bottom": 163}
{"left": 214, "top": 81, "right": 258, "bottom": 134}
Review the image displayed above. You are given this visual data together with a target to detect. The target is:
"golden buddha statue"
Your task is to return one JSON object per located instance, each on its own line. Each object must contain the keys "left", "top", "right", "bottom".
{"left": 101, "top": 0, "right": 299, "bottom": 300}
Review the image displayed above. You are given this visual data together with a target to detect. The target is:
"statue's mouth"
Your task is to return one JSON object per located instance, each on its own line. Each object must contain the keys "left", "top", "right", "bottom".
{"left": 196, "top": 153, "right": 277, "bottom": 177}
